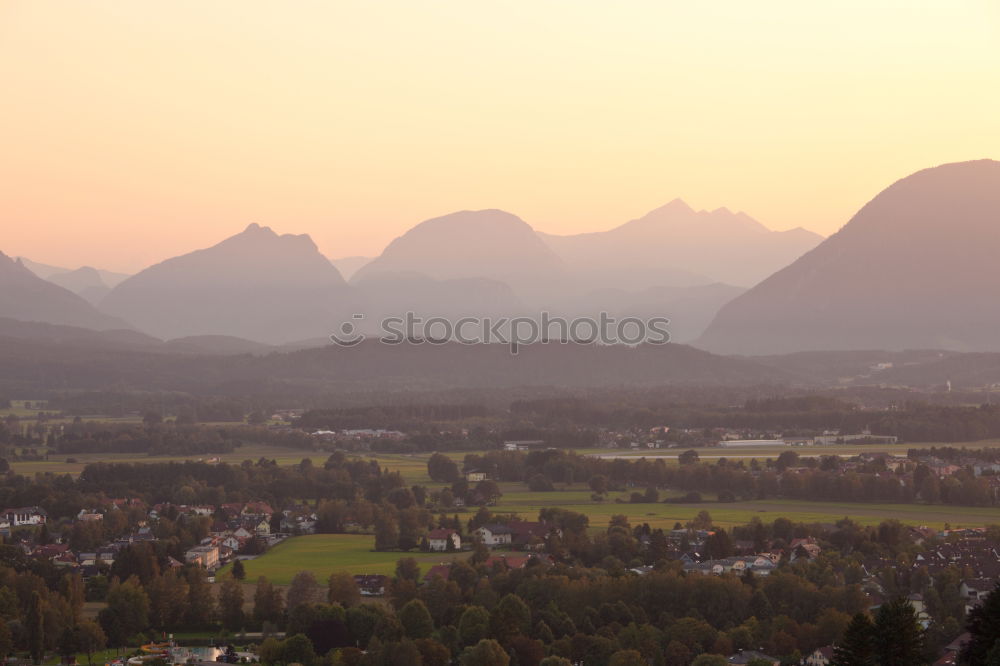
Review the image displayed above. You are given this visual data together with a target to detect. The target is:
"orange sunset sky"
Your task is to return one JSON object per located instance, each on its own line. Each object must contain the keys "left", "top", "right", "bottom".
{"left": 2, "top": 1, "right": 999, "bottom": 273}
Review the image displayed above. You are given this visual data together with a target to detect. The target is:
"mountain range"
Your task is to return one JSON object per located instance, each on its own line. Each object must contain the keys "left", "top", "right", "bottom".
{"left": 8, "top": 201, "right": 810, "bottom": 345}
{"left": 8, "top": 160, "right": 999, "bottom": 355}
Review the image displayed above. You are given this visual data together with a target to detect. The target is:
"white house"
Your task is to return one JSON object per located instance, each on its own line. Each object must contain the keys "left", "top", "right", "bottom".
{"left": 804, "top": 647, "right": 834, "bottom": 665}
{"left": 475, "top": 524, "right": 512, "bottom": 547}
{"left": 427, "top": 528, "right": 461, "bottom": 552}
{"left": 960, "top": 578, "right": 994, "bottom": 609}
{"left": 3, "top": 506, "right": 47, "bottom": 526}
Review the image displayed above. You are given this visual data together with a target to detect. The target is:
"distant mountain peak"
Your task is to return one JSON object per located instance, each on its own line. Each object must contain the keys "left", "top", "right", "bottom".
{"left": 219, "top": 223, "right": 320, "bottom": 253}
{"left": 352, "top": 209, "right": 566, "bottom": 288}
{"left": 413, "top": 209, "right": 536, "bottom": 234}
{"left": 652, "top": 198, "right": 695, "bottom": 214}
{"left": 538, "top": 200, "right": 824, "bottom": 288}
{"left": 698, "top": 158, "right": 1000, "bottom": 354}
{"left": 101, "top": 224, "right": 349, "bottom": 343}
{"left": 0, "top": 251, "right": 130, "bottom": 330}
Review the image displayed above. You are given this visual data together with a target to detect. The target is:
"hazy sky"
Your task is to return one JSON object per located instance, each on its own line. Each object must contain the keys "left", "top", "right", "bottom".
{"left": 2, "top": 1, "right": 999, "bottom": 272}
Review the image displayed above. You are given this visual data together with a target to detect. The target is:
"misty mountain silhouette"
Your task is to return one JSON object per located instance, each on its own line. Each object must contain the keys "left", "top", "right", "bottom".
{"left": 47, "top": 266, "right": 111, "bottom": 305}
{"left": 698, "top": 159, "right": 1000, "bottom": 354}
{"left": 539, "top": 199, "right": 823, "bottom": 289}
{"left": 331, "top": 255, "right": 373, "bottom": 280}
{"left": 19, "top": 257, "right": 130, "bottom": 288}
{"left": 351, "top": 272, "right": 528, "bottom": 333}
{"left": 352, "top": 209, "right": 568, "bottom": 294}
{"left": 0, "top": 253, "right": 131, "bottom": 330}
{"left": 101, "top": 223, "right": 355, "bottom": 344}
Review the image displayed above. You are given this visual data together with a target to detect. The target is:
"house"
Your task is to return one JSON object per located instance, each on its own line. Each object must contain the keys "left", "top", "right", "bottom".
{"left": 427, "top": 528, "right": 461, "bottom": 552}
{"left": 475, "top": 524, "right": 513, "bottom": 547}
{"left": 248, "top": 517, "right": 271, "bottom": 537}
{"left": 243, "top": 501, "right": 275, "bottom": 517}
{"left": 465, "top": 469, "right": 488, "bottom": 483}
{"left": 960, "top": 579, "right": 995, "bottom": 608}
{"left": 52, "top": 552, "right": 77, "bottom": 567}
{"left": 789, "top": 537, "right": 821, "bottom": 560}
{"left": 909, "top": 592, "right": 931, "bottom": 623}
{"left": 233, "top": 527, "right": 254, "bottom": 540}
{"left": 805, "top": 646, "right": 834, "bottom": 665}
{"left": 280, "top": 506, "right": 318, "bottom": 534}
{"left": 474, "top": 521, "right": 558, "bottom": 550}
{"left": 185, "top": 545, "right": 220, "bottom": 570}
{"left": 507, "top": 521, "right": 559, "bottom": 550}
{"left": 2, "top": 506, "right": 47, "bottom": 526}
{"left": 934, "top": 633, "right": 970, "bottom": 666}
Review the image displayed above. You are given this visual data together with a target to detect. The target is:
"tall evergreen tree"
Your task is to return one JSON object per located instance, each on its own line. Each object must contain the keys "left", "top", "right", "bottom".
{"left": 961, "top": 582, "right": 1000, "bottom": 664}
{"left": 218, "top": 577, "right": 245, "bottom": 632}
{"left": 874, "top": 598, "right": 925, "bottom": 666}
{"left": 26, "top": 591, "right": 45, "bottom": 664}
{"left": 231, "top": 558, "right": 246, "bottom": 581}
{"left": 253, "top": 576, "right": 285, "bottom": 628}
{"left": 830, "top": 613, "right": 875, "bottom": 666}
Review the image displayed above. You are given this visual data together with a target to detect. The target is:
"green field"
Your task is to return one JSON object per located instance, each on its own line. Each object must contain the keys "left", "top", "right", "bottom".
{"left": 490, "top": 490, "right": 1000, "bottom": 530}
{"left": 218, "top": 534, "right": 468, "bottom": 584}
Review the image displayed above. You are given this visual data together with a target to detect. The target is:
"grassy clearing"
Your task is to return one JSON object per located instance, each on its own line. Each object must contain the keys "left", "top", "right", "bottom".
{"left": 217, "top": 534, "right": 468, "bottom": 584}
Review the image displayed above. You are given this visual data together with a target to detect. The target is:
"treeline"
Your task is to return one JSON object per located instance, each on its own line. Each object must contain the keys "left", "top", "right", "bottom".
{"left": 2, "top": 417, "right": 318, "bottom": 456}
{"left": 511, "top": 396, "right": 1000, "bottom": 443}
{"left": 52, "top": 421, "right": 315, "bottom": 456}
{"left": 362, "top": 428, "right": 601, "bottom": 455}
{"left": 910, "top": 445, "right": 1000, "bottom": 463}
{"left": 454, "top": 449, "right": 998, "bottom": 507}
